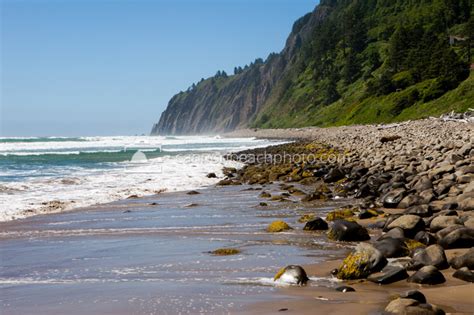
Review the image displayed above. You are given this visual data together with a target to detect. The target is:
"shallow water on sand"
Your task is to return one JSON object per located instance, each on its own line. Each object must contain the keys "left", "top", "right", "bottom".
{"left": 0, "top": 185, "right": 347, "bottom": 314}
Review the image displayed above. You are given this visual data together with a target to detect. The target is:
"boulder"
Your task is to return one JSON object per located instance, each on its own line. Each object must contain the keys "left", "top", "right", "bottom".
{"left": 404, "top": 205, "right": 432, "bottom": 217}
{"left": 430, "top": 215, "right": 463, "bottom": 232}
{"left": 439, "top": 228, "right": 474, "bottom": 249}
{"left": 387, "top": 215, "right": 425, "bottom": 238}
{"left": 385, "top": 298, "right": 445, "bottom": 315}
{"left": 336, "top": 243, "right": 387, "bottom": 280}
{"left": 452, "top": 267, "right": 474, "bottom": 283}
{"left": 413, "top": 177, "right": 433, "bottom": 192}
{"left": 382, "top": 188, "right": 407, "bottom": 208}
{"left": 419, "top": 189, "right": 435, "bottom": 204}
{"left": 449, "top": 247, "right": 474, "bottom": 269}
{"left": 303, "top": 217, "right": 328, "bottom": 231}
{"left": 436, "top": 225, "right": 464, "bottom": 240}
{"left": 407, "top": 265, "right": 446, "bottom": 285}
{"left": 358, "top": 209, "right": 380, "bottom": 219}
{"left": 374, "top": 237, "right": 409, "bottom": 258}
{"left": 414, "top": 231, "right": 437, "bottom": 246}
{"left": 367, "top": 266, "right": 409, "bottom": 285}
{"left": 434, "top": 179, "right": 454, "bottom": 196}
{"left": 323, "top": 167, "right": 345, "bottom": 183}
{"left": 327, "top": 220, "right": 370, "bottom": 242}
{"left": 398, "top": 195, "right": 422, "bottom": 208}
{"left": 429, "top": 165, "right": 454, "bottom": 179}
{"left": 459, "top": 197, "right": 474, "bottom": 210}
{"left": 273, "top": 265, "right": 309, "bottom": 285}
{"left": 380, "top": 227, "right": 405, "bottom": 240}
{"left": 411, "top": 245, "right": 448, "bottom": 270}
{"left": 399, "top": 290, "right": 426, "bottom": 303}
{"left": 266, "top": 221, "right": 292, "bottom": 233}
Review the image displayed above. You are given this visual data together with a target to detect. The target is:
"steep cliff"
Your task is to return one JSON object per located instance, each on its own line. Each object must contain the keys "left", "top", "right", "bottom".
{"left": 152, "top": 0, "right": 473, "bottom": 135}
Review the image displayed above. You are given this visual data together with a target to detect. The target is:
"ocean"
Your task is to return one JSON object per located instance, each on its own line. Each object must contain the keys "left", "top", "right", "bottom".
{"left": 0, "top": 136, "right": 348, "bottom": 314}
{"left": 0, "top": 136, "right": 282, "bottom": 221}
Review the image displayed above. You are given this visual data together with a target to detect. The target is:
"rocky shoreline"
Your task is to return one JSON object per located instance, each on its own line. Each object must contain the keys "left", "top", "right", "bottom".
{"left": 220, "top": 117, "right": 473, "bottom": 314}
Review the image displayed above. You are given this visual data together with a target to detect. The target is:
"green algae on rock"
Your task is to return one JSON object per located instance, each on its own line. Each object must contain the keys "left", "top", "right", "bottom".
{"left": 209, "top": 248, "right": 241, "bottom": 256}
{"left": 267, "top": 220, "right": 292, "bottom": 233}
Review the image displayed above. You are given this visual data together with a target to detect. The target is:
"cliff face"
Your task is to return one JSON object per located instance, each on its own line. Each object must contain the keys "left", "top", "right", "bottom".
{"left": 151, "top": 2, "right": 332, "bottom": 135}
{"left": 152, "top": 0, "right": 472, "bottom": 135}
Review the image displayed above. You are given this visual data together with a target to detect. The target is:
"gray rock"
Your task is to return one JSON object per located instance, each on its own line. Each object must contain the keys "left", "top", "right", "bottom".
{"left": 404, "top": 205, "right": 431, "bottom": 217}
{"left": 367, "top": 266, "right": 409, "bottom": 285}
{"left": 327, "top": 220, "right": 370, "bottom": 242}
{"left": 439, "top": 227, "right": 474, "bottom": 249}
{"left": 335, "top": 243, "right": 387, "bottom": 279}
{"left": 374, "top": 237, "right": 409, "bottom": 258}
{"left": 459, "top": 197, "right": 474, "bottom": 211}
{"left": 419, "top": 189, "right": 435, "bottom": 204}
{"left": 399, "top": 290, "right": 426, "bottom": 303}
{"left": 414, "top": 231, "right": 437, "bottom": 246}
{"left": 413, "top": 177, "right": 433, "bottom": 192}
{"left": 385, "top": 298, "right": 445, "bottom": 315}
{"left": 381, "top": 227, "right": 405, "bottom": 240}
{"left": 382, "top": 188, "right": 407, "bottom": 208}
{"left": 303, "top": 217, "right": 328, "bottom": 231}
{"left": 462, "top": 217, "right": 474, "bottom": 229}
{"left": 430, "top": 215, "right": 462, "bottom": 232}
{"left": 407, "top": 265, "right": 446, "bottom": 285}
{"left": 323, "top": 167, "right": 345, "bottom": 183}
{"left": 411, "top": 245, "right": 448, "bottom": 270}
{"left": 429, "top": 165, "right": 454, "bottom": 179}
{"left": 387, "top": 215, "right": 425, "bottom": 238}
{"left": 398, "top": 195, "right": 422, "bottom": 208}
{"left": 449, "top": 247, "right": 474, "bottom": 269}
{"left": 453, "top": 267, "right": 474, "bottom": 283}
{"left": 436, "top": 225, "right": 464, "bottom": 240}
{"left": 457, "top": 143, "right": 472, "bottom": 156}
{"left": 434, "top": 179, "right": 454, "bottom": 196}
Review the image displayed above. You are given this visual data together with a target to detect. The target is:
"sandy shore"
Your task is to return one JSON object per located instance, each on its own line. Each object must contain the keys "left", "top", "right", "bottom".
{"left": 2, "top": 117, "right": 473, "bottom": 314}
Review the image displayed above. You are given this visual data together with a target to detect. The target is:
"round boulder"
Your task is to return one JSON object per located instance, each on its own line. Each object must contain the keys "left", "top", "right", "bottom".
{"left": 439, "top": 227, "right": 474, "bottom": 249}
{"left": 387, "top": 214, "right": 425, "bottom": 238}
{"left": 382, "top": 188, "right": 407, "bottom": 208}
{"left": 374, "top": 237, "right": 409, "bottom": 258}
{"left": 453, "top": 267, "right": 474, "bottom": 283}
{"left": 303, "top": 217, "right": 328, "bottom": 231}
{"left": 407, "top": 265, "right": 446, "bottom": 285}
{"left": 273, "top": 265, "right": 309, "bottom": 285}
{"left": 327, "top": 220, "right": 370, "bottom": 242}
{"left": 336, "top": 243, "right": 387, "bottom": 280}
{"left": 411, "top": 245, "right": 448, "bottom": 270}
{"left": 449, "top": 248, "right": 474, "bottom": 269}
{"left": 430, "top": 215, "right": 463, "bottom": 232}
{"left": 266, "top": 220, "right": 292, "bottom": 233}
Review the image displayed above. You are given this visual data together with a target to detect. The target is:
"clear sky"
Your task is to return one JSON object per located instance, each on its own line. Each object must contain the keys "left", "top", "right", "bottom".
{"left": 1, "top": 0, "right": 317, "bottom": 136}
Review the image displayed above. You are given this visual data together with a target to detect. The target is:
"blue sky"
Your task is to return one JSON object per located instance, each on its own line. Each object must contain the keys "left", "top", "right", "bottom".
{"left": 1, "top": 0, "right": 317, "bottom": 136}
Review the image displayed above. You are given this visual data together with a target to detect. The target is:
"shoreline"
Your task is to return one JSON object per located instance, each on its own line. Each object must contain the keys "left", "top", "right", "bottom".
{"left": 220, "top": 117, "right": 473, "bottom": 314}
{"left": 1, "top": 117, "right": 473, "bottom": 314}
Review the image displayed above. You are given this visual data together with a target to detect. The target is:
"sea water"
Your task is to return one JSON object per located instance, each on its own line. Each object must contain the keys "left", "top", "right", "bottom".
{"left": 0, "top": 136, "right": 281, "bottom": 221}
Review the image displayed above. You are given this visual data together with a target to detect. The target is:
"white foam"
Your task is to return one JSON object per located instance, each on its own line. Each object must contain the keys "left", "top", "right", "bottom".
{"left": 0, "top": 136, "right": 287, "bottom": 221}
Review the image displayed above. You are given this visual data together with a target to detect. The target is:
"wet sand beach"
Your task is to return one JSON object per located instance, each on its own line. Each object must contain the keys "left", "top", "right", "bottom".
{"left": 0, "top": 185, "right": 351, "bottom": 314}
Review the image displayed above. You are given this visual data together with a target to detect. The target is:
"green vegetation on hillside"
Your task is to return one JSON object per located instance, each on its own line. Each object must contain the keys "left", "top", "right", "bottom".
{"left": 153, "top": 0, "right": 473, "bottom": 135}
{"left": 253, "top": 0, "right": 472, "bottom": 128}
